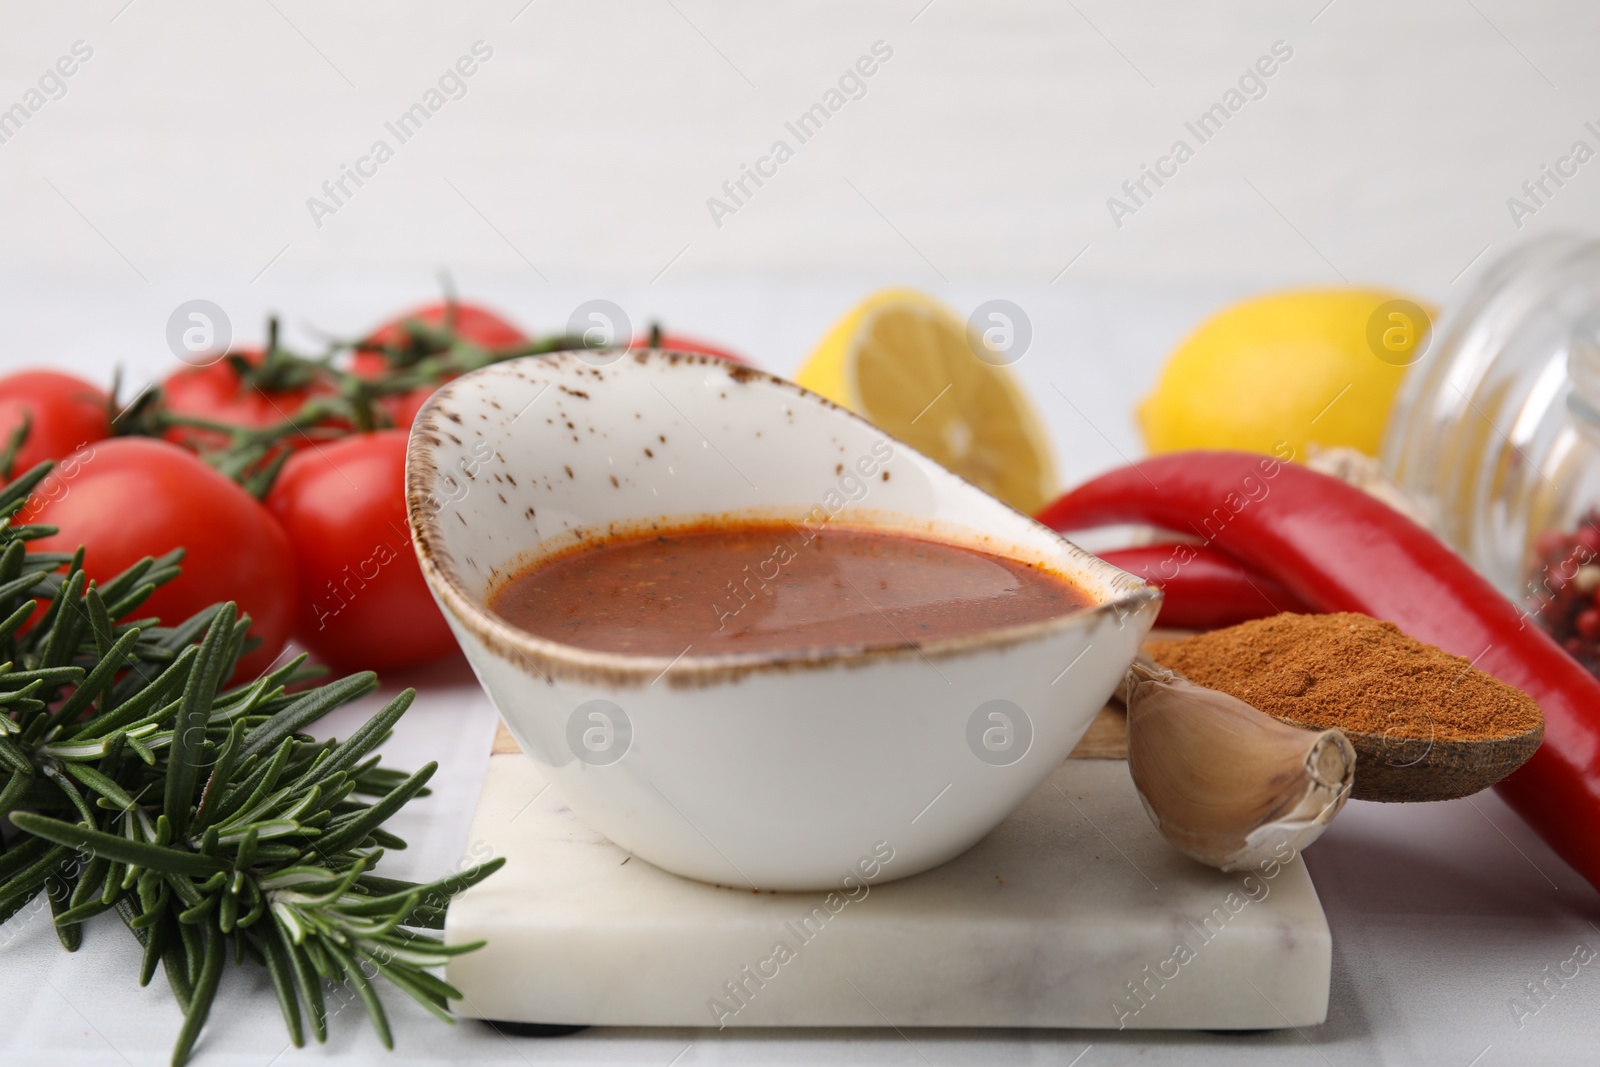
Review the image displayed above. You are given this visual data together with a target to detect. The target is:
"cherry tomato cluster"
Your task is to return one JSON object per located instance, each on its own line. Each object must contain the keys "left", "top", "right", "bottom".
{"left": 0, "top": 302, "right": 745, "bottom": 680}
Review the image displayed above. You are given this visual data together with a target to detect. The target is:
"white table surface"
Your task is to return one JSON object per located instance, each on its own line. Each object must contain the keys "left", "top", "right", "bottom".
{"left": 6, "top": 1, "right": 1600, "bottom": 1059}
{"left": 3, "top": 277, "right": 1598, "bottom": 1067}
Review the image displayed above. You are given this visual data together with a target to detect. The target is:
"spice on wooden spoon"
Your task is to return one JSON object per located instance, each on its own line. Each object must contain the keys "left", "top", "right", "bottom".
{"left": 1125, "top": 657, "right": 1356, "bottom": 871}
{"left": 1145, "top": 613, "right": 1545, "bottom": 803}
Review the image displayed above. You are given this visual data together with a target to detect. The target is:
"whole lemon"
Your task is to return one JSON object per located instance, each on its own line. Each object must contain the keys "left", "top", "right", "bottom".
{"left": 1138, "top": 288, "right": 1430, "bottom": 459}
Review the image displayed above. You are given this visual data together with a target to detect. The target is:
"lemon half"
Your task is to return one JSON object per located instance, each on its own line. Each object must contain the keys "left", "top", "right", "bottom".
{"left": 797, "top": 289, "right": 1057, "bottom": 514}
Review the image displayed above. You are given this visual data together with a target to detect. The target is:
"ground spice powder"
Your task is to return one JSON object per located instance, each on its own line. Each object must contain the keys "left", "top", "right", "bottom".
{"left": 1145, "top": 612, "right": 1543, "bottom": 741}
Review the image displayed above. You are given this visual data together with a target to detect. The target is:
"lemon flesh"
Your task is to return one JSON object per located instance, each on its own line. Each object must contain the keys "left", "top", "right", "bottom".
{"left": 797, "top": 290, "right": 1057, "bottom": 515}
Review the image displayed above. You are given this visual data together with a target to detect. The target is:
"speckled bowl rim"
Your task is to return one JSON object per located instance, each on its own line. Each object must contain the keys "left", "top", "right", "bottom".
{"left": 405, "top": 350, "right": 1161, "bottom": 690}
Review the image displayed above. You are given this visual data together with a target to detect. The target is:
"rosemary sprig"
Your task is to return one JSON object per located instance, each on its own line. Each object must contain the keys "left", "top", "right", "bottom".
{"left": 0, "top": 459, "right": 503, "bottom": 1065}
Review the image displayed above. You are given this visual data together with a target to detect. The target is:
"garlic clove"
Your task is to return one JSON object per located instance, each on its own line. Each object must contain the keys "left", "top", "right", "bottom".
{"left": 1125, "top": 659, "right": 1355, "bottom": 871}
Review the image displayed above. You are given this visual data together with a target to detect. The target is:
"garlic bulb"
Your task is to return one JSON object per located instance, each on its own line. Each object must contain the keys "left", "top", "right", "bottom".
{"left": 1125, "top": 658, "right": 1355, "bottom": 871}
{"left": 1305, "top": 445, "right": 1432, "bottom": 529}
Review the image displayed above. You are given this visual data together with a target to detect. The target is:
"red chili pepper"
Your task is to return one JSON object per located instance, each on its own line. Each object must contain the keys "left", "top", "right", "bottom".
{"left": 1097, "top": 542, "right": 1313, "bottom": 630}
{"left": 1039, "top": 450, "right": 1600, "bottom": 892}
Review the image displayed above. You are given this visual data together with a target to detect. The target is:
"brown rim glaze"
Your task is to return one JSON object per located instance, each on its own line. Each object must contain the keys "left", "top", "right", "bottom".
{"left": 404, "top": 350, "right": 1162, "bottom": 691}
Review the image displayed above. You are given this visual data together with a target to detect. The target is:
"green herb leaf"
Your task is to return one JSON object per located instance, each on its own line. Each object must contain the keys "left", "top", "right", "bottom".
{"left": 238, "top": 672, "right": 378, "bottom": 762}
{"left": 165, "top": 605, "right": 237, "bottom": 837}
{"left": 11, "top": 813, "right": 228, "bottom": 877}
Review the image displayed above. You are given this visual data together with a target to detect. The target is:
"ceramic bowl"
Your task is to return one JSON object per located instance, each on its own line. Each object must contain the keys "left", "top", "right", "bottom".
{"left": 405, "top": 351, "right": 1160, "bottom": 891}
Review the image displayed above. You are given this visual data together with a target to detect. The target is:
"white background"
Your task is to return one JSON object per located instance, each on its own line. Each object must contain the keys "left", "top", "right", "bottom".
{"left": 4, "top": 2, "right": 1600, "bottom": 1065}
{"left": 5, "top": 0, "right": 1600, "bottom": 439}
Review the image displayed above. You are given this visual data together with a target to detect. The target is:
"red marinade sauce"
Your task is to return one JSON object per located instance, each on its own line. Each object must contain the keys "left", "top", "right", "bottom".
{"left": 488, "top": 521, "right": 1094, "bottom": 656}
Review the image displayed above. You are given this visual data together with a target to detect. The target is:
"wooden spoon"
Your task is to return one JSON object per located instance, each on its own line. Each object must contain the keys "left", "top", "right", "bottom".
{"left": 1271, "top": 712, "right": 1543, "bottom": 803}
{"left": 1121, "top": 654, "right": 1544, "bottom": 804}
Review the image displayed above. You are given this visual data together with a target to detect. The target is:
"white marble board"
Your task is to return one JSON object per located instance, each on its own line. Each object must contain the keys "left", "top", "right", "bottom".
{"left": 444, "top": 755, "right": 1331, "bottom": 1030}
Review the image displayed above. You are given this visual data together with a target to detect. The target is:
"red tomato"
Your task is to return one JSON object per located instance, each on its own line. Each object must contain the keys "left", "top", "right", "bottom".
{"left": 362, "top": 301, "right": 525, "bottom": 355}
{"left": 265, "top": 431, "right": 456, "bottom": 673}
{"left": 0, "top": 370, "right": 110, "bottom": 475}
{"left": 162, "top": 350, "right": 337, "bottom": 452}
{"left": 353, "top": 302, "right": 527, "bottom": 429}
{"left": 630, "top": 331, "right": 746, "bottom": 364}
{"left": 24, "top": 438, "right": 297, "bottom": 680}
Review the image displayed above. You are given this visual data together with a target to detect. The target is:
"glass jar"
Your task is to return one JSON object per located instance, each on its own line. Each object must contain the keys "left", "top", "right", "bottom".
{"left": 1382, "top": 232, "right": 1600, "bottom": 672}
